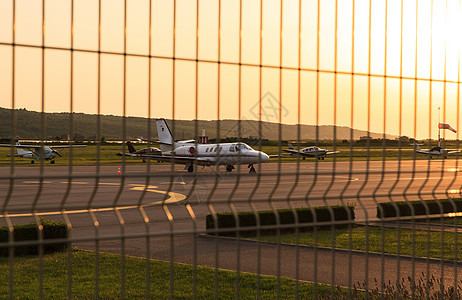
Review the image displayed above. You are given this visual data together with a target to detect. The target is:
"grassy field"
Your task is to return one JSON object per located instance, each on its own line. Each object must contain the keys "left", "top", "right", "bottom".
{"left": 3, "top": 225, "right": 462, "bottom": 298}
{"left": 0, "top": 144, "right": 450, "bottom": 167}
{"left": 0, "top": 250, "right": 338, "bottom": 299}
{"left": 257, "top": 225, "right": 462, "bottom": 261}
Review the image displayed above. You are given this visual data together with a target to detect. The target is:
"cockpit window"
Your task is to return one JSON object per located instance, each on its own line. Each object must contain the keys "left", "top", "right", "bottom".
{"left": 229, "top": 145, "right": 235, "bottom": 152}
{"left": 236, "top": 143, "right": 253, "bottom": 151}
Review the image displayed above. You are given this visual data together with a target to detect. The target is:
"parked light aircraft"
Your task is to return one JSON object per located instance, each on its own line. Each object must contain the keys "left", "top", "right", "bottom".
{"left": 283, "top": 143, "right": 340, "bottom": 160}
{"left": 413, "top": 122, "right": 460, "bottom": 159}
{"left": 0, "top": 142, "right": 87, "bottom": 164}
{"left": 413, "top": 143, "right": 460, "bottom": 159}
{"left": 121, "top": 119, "right": 271, "bottom": 173}
{"left": 116, "top": 141, "right": 161, "bottom": 162}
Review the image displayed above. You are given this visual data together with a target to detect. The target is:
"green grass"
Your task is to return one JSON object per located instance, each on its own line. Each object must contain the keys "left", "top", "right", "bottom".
{"left": 0, "top": 144, "right": 448, "bottom": 167}
{"left": 0, "top": 250, "right": 338, "bottom": 299}
{"left": 416, "top": 217, "right": 462, "bottom": 226}
{"left": 257, "top": 225, "right": 462, "bottom": 261}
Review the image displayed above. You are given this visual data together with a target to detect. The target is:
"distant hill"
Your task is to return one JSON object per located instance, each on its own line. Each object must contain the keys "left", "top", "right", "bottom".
{"left": 0, "top": 107, "right": 396, "bottom": 141}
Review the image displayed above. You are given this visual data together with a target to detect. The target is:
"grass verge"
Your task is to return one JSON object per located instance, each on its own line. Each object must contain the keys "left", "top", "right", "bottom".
{"left": 0, "top": 250, "right": 339, "bottom": 299}
{"left": 257, "top": 225, "right": 462, "bottom": 261}
{"left": 1, "top": 246, "right": 461, "bottom": 298}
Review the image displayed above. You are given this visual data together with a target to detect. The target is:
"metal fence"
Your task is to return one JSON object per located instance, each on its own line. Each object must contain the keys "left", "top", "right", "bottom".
{"left": 1, "top": 0, "right": 462, "bottom": 298}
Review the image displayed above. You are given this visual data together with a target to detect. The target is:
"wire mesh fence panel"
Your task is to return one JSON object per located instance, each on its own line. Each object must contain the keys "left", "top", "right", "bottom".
{"left": 1, "top": 0, "right": 462, "bottom": 298}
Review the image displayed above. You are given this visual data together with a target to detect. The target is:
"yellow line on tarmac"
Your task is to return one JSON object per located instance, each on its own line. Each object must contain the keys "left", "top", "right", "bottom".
{"left": 0, "top": 185, "right": 187, "bottom": 218}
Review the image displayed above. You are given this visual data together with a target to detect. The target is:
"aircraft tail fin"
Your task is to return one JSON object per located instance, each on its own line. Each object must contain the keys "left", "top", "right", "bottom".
{"left": 16, "top": 143, "right": 28, "bottom": 156}
{"left": 288, "top": 143, "right": 294, "bottom": 150}
{"left": 413, "top": 142, "right": 422, "bottom": 151}
{"left": 127, "top": 141, "right": 136, "bottom": 153}
{"left": 156, "top": 119, "right": 175, "bottom": 152}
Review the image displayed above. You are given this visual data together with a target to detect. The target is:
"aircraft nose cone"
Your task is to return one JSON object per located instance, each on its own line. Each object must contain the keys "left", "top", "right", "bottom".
{"left": 259, "top": 152, "right": 270, "bottom": 163}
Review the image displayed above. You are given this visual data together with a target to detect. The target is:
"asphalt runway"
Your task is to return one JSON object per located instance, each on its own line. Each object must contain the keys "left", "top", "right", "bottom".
{"left": 1, "top": 159, "right": 462, "bottom": 290}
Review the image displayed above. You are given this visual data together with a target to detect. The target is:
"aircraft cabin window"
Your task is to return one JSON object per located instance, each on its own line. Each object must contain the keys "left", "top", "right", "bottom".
{"left": 229, "top": 145, "right": 235, "bottom": 152}
{"left": 214, "top": 147, "right": 217, "bottom": 152}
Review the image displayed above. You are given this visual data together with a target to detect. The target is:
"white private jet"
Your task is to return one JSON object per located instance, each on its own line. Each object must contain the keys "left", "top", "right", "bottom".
{"left": 122, "top": 119, "right": 271, "bottom": 173}
{"left": 413, "top": 142, "right": 461, "bottom": 159}
{"left": 283, "top": 143, "right": 340, "bottom": 160}
{"left": 0, "top": 142, "right": 87, "bottom": 164}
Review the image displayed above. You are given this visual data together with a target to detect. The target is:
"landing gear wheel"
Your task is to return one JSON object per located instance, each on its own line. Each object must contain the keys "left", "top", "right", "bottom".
{"left": 248, "top": 164, "right": 256, "bottom": 174}
{"left": 142, "top": 159, "right": 146, "bottom": 163}
{"left": 31, "top": 160, "right": 34, "bottom": 164}
{"left": 50, "top": 160, "right": 55, "bottom": 164}
{"left": 321, "top": 156, "right": 325, "bottom": 160}
{"left": 187, "top": 165, "right": 194, "bottom": 172}
{"left": 302, "top": 156, "right": 305, "bottom": 160}
{"left": 226, "top": 165, "right": 234, "bottom": 172}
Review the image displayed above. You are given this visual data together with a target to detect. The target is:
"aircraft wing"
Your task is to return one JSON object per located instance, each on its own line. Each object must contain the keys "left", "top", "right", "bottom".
{"left": 117, "top": 153, "right": 215, "bottom": 165}
{"left": 0, "top": 144, "right": 43, "bottom": 149}
{"left": 447, "top": 150, "right": 462, "bottom": 154}
{"left": 415, "top": 150, "right": 430, "bottom": 155}
{"left": 326, "top": 151, "right": 340, "bottom": 155}
{"left": 282, "top": 149, "right": 318, "bottom": 157}
{"left": 116, "top": 153, "right": 144, "bottom": 158}
{"left": 49, "top": 145, "right": 87, "bottom": 149}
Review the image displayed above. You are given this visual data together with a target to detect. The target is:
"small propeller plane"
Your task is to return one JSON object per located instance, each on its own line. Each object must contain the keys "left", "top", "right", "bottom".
{"left": 116, "top": 141, "right": 162, "bottom": 162}
{"left": 118, "top": 119, "right": 271, "bottom": 173}
{"left": 0, "top": 142, "right": 87, "bottom": 164}
{"left": 283, "top": 143, "right": 340, "bottom": 160}
{"left": 413, "top": 142, "right": 461, "bottom": 159}
{"left": 413, "top": 123, "right": 461, "bottom": 159}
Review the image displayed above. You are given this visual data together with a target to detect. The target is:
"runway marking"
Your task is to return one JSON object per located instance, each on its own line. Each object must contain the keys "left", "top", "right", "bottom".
{"left": 158, "top": 181, "right": 186, "bottom": 185}
{"left": 130, "top": 184, "right": 187, "bottom": 205}
{"left": 23, "top": 181, "right": 51, "bottom": 184}
{"left": 98, "top": 182, "right": 120, "bottom": 186}
{"left": 60, "top": 181, "right": 88, "bottom": 185}
{"left": 0, "top": 185, "right": 187, "bottom": 218}
{"left": 448, "top": 189, "right": 461, "bottom": 194}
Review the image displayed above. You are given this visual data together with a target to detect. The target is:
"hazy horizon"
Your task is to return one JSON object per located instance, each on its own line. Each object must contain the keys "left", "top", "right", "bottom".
{"left": 1, "top": 0, "right": 461, "bottom": 140}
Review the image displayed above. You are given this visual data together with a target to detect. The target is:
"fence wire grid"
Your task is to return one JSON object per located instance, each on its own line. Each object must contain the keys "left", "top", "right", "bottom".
{"left": 1, "top": 0, "right": 462, "bottom": 299}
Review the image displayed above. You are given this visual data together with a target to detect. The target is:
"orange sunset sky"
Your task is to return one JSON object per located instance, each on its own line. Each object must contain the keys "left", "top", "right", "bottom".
{"left": 0, "top": 0, "right": 461, "bottom": 140}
